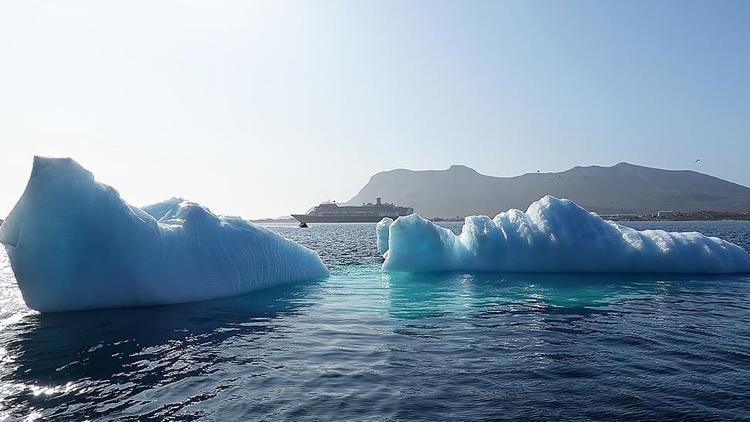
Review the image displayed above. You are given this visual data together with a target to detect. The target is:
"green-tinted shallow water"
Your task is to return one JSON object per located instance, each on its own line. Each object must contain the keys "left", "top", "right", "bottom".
{"left": 1, "top": 221, "right": 750, "bottom": 420}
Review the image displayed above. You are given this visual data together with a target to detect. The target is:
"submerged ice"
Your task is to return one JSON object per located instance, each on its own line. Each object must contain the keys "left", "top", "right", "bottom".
{"left": 0, "top": 157, "right": 329, "bottom": 313}
{"left": 378, "top": 196, "right": 750, "bottom": 274}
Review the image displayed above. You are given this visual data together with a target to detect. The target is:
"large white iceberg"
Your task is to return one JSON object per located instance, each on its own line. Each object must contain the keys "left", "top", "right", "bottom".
{"left": 0, "top": 157, "right": 329, "bottom": 313}
{"left": 378, "top": 196, "right": 750, "bottom": 274}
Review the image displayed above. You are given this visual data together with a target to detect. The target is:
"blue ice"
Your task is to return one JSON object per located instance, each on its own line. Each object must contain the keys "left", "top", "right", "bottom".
{"left": 0, "top": 157, "right": 329, "bottom": 312}
{"left": 378, "top": 196, "right": 750, "bottom": 274}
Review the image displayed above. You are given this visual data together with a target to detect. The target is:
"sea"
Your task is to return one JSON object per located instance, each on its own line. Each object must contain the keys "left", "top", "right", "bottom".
{"left": 1, "top": 221, "right": 750, "bottom": 420}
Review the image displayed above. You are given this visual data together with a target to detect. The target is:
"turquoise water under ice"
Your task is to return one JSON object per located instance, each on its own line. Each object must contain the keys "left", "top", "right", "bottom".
{"left": 1, "top": 221, "right": 750, "bottom": 420}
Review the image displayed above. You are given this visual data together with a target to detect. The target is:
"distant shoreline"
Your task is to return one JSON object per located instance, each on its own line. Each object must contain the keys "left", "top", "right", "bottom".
{"left": 602, "top": 212, "right": 750, "bottom": 222}
{"left": 434, "top": 212, "right": 750, "bottom": 223}
{"left": 251, "top": 212, "right": 750, "bottom": 224}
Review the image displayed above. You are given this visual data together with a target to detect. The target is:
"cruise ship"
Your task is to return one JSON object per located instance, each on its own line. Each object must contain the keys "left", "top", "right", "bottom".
{"left": 292, "top": 198, "right": 413, "bottom": 224}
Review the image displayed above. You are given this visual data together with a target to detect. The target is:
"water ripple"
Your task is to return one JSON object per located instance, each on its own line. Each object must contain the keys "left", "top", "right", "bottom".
{"left": 1, "top": 222, "right": 750, "bottom": 420}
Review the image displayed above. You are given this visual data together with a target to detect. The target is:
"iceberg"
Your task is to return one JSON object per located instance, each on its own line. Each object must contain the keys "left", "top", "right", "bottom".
{"left": 376, "top": 217, "right": 392, "bottom": 254}
{"left": 379, "top": 196, "right": 750, "bottom": 274}
{"left": 0, "top": 157, "right": 329, "bottom": 313}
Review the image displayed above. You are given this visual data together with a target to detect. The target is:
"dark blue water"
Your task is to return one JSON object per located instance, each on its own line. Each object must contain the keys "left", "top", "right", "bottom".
{"left": 2, "top": 221, "right": 750, "bottom": 420}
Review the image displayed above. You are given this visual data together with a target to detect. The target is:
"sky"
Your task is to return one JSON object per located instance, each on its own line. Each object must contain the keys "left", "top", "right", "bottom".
{"left": 1, "top": 0, "right": 749, "bottom": 219}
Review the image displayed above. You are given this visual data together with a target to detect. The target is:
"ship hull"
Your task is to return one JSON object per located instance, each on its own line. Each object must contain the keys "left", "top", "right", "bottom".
{"left": 291, "top": 214, "right": 405, "bottom": 223}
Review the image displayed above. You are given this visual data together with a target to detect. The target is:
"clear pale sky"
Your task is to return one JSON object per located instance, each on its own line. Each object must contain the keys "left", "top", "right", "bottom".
{"left": 1, "top": 1, "right": 748, "bottom": 219}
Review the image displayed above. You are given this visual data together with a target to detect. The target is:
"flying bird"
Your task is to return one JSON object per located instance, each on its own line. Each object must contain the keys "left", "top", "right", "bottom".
{"left": 695, "top": 158, "right": 701, "bottom": 164}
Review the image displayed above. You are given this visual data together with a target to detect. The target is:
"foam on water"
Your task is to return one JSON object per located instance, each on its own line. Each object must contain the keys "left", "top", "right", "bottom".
{"left": 379, "top": 196, "right": 750, "bottom": 274}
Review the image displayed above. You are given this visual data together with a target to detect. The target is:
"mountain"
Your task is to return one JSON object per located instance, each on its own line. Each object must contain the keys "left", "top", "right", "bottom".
{"left": 347, "top": 163, "right": 750, "bottom": 218}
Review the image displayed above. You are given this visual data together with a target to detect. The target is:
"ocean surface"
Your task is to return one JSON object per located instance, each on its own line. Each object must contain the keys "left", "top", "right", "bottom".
{"left": 1, "top": 221, "right": 750, "bottom": 420}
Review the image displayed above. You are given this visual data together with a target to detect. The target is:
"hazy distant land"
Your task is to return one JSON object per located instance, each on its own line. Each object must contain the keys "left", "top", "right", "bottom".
{"left": 347, "top": 163, "right": 750, "bottom": 219}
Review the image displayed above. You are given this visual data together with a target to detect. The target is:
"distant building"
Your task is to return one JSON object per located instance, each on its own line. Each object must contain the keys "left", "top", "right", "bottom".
{"left": 657, "top": 211, "right": 675, "bottom": 218}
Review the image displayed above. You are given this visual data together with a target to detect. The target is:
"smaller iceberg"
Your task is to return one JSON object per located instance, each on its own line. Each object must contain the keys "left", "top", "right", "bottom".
{"left": 376, "top": 217, "right": 393, "bottom": 254}
{"left": 378, "top": 196, "right": 750, "bottom": 274}
{"left": 0, "top": 157, "right": 329, "bottom": 313}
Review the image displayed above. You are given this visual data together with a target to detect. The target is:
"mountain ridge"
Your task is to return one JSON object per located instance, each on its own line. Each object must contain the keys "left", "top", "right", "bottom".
{"left": 346, "top": 163, "right": 750, "bottom": 218}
